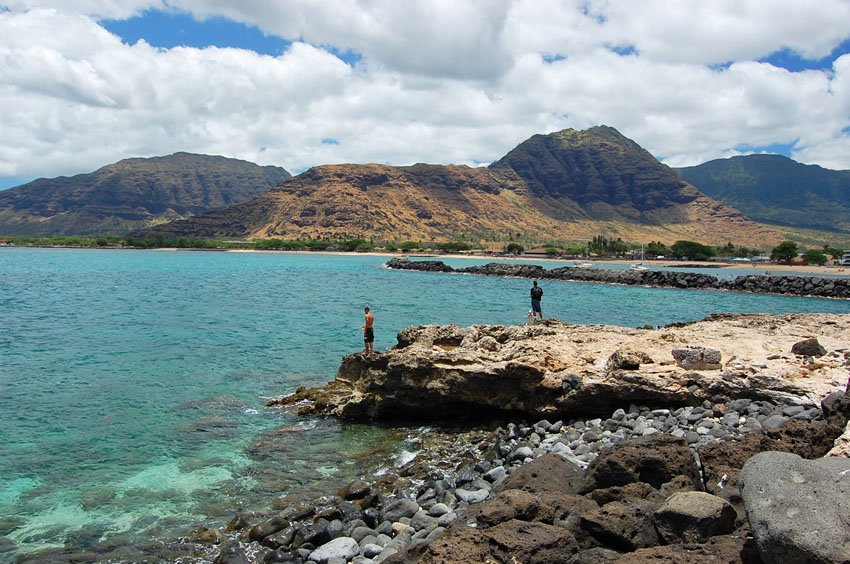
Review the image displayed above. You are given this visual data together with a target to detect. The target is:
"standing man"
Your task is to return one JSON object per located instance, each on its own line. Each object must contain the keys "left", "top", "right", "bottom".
{"left": 362, "top": 307, "right": 375, "bottom": 354}
{"left": 530, "top": 281, "right": 544, "bottom": 321}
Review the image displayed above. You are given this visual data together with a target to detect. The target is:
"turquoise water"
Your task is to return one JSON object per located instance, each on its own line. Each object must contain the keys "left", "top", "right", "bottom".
{"left": 2, "top": 248, "right": 849, "bottom": 557}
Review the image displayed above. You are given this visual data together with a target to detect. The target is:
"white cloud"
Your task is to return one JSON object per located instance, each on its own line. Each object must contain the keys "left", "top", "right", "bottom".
{"left": 1, "top": 1, "right": 850, "bottom": 185}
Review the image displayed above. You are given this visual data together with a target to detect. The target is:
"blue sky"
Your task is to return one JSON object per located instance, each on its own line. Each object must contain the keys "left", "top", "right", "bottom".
{"left": 2, "top": 1, "right": 850, "bottom": 190}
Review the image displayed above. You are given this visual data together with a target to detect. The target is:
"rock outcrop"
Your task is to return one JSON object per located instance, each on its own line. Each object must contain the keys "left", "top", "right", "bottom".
{"left": 271, "top": 314, "right": 850, "bottom": 422}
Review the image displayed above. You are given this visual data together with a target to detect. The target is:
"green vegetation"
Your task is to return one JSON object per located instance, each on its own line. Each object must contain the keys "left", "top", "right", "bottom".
{"left": 4, "top": 235, "right": 837, "bottom": 268}
{"left": 770, "top": 240, "right": 799, "bottom": 262}
{"left": 669, "top": 240, "right": 716, "bottom": 261}
{"left": 803, "top": 249, "right": 828, "bottom": 266}
{"left": 589, "top": 234, "right": 628, "bottom": 254}
{"left": 504, "top": 243, "right": 525, "bottom": 255}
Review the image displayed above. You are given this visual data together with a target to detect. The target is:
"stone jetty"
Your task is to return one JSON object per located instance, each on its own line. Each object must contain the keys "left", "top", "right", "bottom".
{"left": 385, "top": 258, "right": 850, "bottom": 299}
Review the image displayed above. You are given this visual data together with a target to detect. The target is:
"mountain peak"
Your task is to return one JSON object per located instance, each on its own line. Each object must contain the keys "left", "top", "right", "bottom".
{"left": 490, "top": 125, "right": 696, "bottom": 220}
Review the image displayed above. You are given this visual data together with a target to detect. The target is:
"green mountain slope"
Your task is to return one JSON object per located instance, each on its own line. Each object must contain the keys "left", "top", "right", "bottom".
{"left": 676, "top": 154, "right": 850, "bottom": 233}
{"left": 0, "top": 153, "right": 291, "bottom": 236}
{"left": 490, "top": 125, "right": 700, "bottom": 223}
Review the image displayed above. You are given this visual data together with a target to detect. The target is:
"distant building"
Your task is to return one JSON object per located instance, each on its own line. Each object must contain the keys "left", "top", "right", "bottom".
{"left": 840, "top": 251, "right": 850, "bottom": 266}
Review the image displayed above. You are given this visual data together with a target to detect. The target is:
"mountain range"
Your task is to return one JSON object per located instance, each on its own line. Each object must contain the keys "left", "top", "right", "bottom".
{"left": 676, "top": 154, "right": 850, "bottom": 234}
{"left": 133, "top": 126, "right": 782, "bottom": 247}
{"left": 4, "top": 127, "right": 849, "bottom": 247}
{"left": 0, "top": 153, "right": 291, "bottom": 236}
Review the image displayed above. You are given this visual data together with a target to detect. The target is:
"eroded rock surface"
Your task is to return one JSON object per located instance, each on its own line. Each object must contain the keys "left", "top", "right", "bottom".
{"left": 740, "top": 451, "right": 850, "bottom": 564}
{"left": 271, "top": 314, "right": 850, "bottom": 422}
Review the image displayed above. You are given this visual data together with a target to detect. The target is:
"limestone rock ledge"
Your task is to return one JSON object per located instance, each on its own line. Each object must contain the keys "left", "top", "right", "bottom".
{"left": 269, "top": 313, "right": 850, "bottom": 421}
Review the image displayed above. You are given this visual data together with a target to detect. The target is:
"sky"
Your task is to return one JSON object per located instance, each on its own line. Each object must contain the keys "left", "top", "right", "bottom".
{"left": 1, "top": 1, "right": 850, "bottom": 190}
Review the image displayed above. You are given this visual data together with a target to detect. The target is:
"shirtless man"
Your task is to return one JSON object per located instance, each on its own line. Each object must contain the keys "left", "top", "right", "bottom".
{"left": 362, "top": 307, "right": 375, "bottom": 354}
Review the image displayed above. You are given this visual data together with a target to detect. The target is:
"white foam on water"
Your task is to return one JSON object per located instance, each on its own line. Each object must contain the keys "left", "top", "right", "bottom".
{"left": 117, "top": 461, "right": 232, "bottom": 495}
{"left": 395, "top": 450, "right": 419, "bottom": 467}
{"left": 0, "top": 476, "right": 40, "bottom": 504}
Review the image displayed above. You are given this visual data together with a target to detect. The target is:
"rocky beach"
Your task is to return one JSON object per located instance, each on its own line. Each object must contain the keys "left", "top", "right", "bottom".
{"left": 175, "top": 314, "right": 850, "bottom": 562}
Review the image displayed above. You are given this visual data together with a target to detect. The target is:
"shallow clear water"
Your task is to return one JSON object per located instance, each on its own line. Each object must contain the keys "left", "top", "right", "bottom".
{"left": 2, "top": 248, "right": 849, "bottom": 556}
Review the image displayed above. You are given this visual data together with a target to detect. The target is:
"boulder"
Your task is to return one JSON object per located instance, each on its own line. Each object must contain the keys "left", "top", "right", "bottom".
{"left": 498, "top": 453, "right": 584, "bottom": 494}
{"left": 739, "top": 451, "right": 850, "bottom": 564}
{"left": 790, "top": 337, "right": 826, "bottom": 357}
{"left": 580, "top": 434, "right": 702, "bottom": 493}
{"left": 671, "top": 347, "right": 721, "bottom": 370}
{"left": 699, "top": 419, "right": 841, "bottom": 512}
{"left": 616, "top": 533, "right": 756, "bottom": 563}
{"left": 471, "top": 489, "right": 539, "bottom": 526}
{"left": 213, "top": 540, "right": 249, "bottom": 564}
{"left": 605, "top": 349, "right": 653, "bottom": 371}
{"left": 580, "top": 500, "right": 658, "bottom": 552}
{"left": 653, "top": 491, "right": 737, "bottom": 544}
{"left": 307, "top": 537, "right": 360, "bottom": 564}
{"left": 417, "top": 519, "right": 578, "bottom": 564}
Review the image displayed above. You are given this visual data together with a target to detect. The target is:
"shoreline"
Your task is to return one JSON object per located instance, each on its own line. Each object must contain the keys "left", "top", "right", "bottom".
{"left": 5, "top": 245, "right": 847, "bottom": 277}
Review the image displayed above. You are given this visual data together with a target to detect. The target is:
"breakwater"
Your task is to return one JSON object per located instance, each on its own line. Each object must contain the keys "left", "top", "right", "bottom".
{"left": 386, "top": 258, "right": 850, "bottom": 299}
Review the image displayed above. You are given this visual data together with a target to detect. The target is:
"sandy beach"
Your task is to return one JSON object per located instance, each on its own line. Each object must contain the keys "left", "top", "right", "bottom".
{"left": 225, "top": 248, "right": 850, "bottom": 277}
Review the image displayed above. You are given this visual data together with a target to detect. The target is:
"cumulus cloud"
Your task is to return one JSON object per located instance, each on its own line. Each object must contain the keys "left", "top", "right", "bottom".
{"left": 1, "top": 1, "right": 850, "bottom": 186}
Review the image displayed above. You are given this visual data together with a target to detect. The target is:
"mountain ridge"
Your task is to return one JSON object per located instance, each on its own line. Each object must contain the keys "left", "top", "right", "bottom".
{"left": 0, "top": 152, "right": 291, "bottom": 236}
{"left": 135, "top": 127, "right": 782, "bottom": 246}
{"left": 676, "top": 154, "right": 850, "bottom": 234}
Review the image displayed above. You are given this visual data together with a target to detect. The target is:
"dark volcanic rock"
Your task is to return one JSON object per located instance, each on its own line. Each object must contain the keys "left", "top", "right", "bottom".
{"left": 653, "top": 491, "right": 737, "bottom": 544}
{"left": 698, "top": 419, "right": 841, "bottom": 512}
{"left": 213, "top": 540, "right": 249, "bottom": 564}
{"left": 740, "top": 451, "right": 850, "bottom": 564}
{"left": 580, "top": 434, "right": 702, "bottom": 493}
{"left": 497, "top": 453, "right": 584, "bottom": 494}
{"left": 580, "top": 500, "right": 659, "bottom": 552}
{"left": 616, "top": 533, "right": 755, "bottom": 563}
{"left": 791, "top": 337, "right": 827, "bottom": 357}
{"left": 418, "top": 519, "right": 578, "bottom": 564}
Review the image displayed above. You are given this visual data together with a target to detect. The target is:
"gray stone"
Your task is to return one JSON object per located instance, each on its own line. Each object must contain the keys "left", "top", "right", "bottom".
{"left": 214, "top": 540, "right": 249, "bottom": 564}
{"left": 350, "top": 526, "right": 377, "bottom": 543}
{"left": 761, "top": 414, "right": 789, "bottom": 431}
{"left": 740, "top": 451, "right": 850, "bottom": 564}
{"left": 482, "top": 464, "right": 507, "bottom": 482}
{"left": 511, "top": 446, "right": 534, "bottom": 461}
{"left": 654, "top": 491, "right": 737, "bottom": 544}
{"left": 455, "top": 488, "right": 489, "bottom": 503}
{"left": 361, "top": 543, "right": 383, "bottom": 558}
{"left": 427, "top": 503, "right": 450, "bottom": 517}
{"left": 381, "top": 499, "right": 419, "bottom": 522}
{"left": 409, "top": 510, "right": 437, "bottom": 532}
{"left": 671, "top": 347, "right": 722, "bottom": 370}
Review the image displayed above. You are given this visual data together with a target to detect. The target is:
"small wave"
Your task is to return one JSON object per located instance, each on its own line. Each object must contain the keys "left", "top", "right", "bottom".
{"left": 394, "top": 450, "right": 419, "bottom": 467}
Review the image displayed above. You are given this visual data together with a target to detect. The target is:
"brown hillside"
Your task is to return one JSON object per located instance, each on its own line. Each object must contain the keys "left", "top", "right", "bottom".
{"left": 137, "top": 128, "right": 784, "bottom": 247}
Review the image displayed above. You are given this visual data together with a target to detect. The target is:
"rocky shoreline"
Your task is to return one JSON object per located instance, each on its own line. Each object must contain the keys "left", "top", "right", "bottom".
{"left": 385, "top": 258, "right": 850, "bottom": 299}
{"left": 23, "top": 314, "right": 850, "bottom": 563}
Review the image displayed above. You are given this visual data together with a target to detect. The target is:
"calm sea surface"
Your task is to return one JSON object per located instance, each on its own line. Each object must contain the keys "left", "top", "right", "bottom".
{"left": 2, "top": 248, "right": 849, "bottom": 556}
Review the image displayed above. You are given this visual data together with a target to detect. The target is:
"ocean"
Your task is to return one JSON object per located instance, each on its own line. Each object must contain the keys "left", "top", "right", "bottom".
{"left": 2, "top": 248, "right": 849, "bottom": 557}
